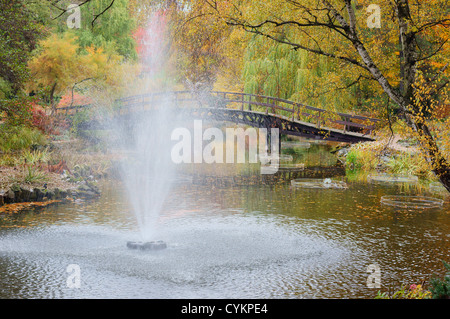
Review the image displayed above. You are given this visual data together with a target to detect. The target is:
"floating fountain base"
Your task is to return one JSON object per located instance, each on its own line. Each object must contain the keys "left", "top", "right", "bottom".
{"left": 281, "top": 141, "right": 311, "bottom": 149}
{"left": 291, "top": 178, "right": 348, "bottom": 189}
{"left": 380, "top": 195, "right": 444, "bottom": 209}
{"left": 368, "top": 173, "right": 418, "bottom": 184}
{"left": 127, "top": 240, "right": 167, "bottom": 251}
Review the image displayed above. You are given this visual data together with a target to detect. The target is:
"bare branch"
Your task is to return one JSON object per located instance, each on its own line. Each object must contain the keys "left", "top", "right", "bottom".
{"left": 47, "top": 0, "right": 115, "bottom": 28}
{"left": 416, "top": 18, "right": 450, "bottom": 33}
{"left": 226, "top": 19, "right": 368, "bottom": 70}
{"left": 48, "top": 0, "right": 92, "bottom": 20}
{"left": 70, "top": 77, "right": 94, "bottom": 108}
{"left": 92, "top": 0, "right": 115, "bottom": 28}
{"left": 429, "top": 63, "right": 449, "bottom": 83}
{"left": 306, "top": 74, "right": 376, "bottom": 98}
{"left": 415, "top": 38, "right": 449, "bottom": 63}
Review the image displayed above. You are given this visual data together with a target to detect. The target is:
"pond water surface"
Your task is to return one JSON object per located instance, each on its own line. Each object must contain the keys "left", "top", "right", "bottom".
{"left": 0, "top": 143, "right": 449, "bottom": 299}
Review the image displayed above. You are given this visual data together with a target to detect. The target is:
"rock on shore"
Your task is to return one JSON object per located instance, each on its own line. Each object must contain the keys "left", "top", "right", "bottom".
{"left": 0, "top": 180, "right": 101, "bottom": 206}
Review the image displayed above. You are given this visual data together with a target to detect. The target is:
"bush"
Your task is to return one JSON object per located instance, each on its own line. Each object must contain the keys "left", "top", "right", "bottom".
{"left": 0, "top": 96, "right": 33, "bottom": 126}
{"left": 429, "top": 260, "right": 450, "bottom": 299}
{"left": 31, "top": 105, "right": 69, "bottom": 135}
{"left": 0, "top": 125, "right": 48, "bottom": 152}
{"left": 386, "top": 152, "right": 433, "bottom": 178}
{"left": 375, "top": 284, "right": 431, "bottom": 299}
{"left": 345, "top": 143, "right": 379, "bottom": 170}
{"left": 71, "top": 108, "right": 92, "bottom": 136}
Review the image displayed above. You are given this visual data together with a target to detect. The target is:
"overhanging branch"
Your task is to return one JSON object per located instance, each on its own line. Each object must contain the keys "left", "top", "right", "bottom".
{"left": 226, "top": 20, "right": 368, "bottom": 71}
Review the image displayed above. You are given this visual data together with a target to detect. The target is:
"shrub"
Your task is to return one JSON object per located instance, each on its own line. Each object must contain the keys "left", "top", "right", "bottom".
{"left": 23, "top": 166, "right": 48, "bottom": 184}
{"left": 0, "top": 96, "right": 33, "bottom": 126}
{"left": 0, "top": 125, "right": 48, "bottom": 152}
{"left": 31, "top": 105, "right": 69, "bottom": 135}
{"left": 375, "top": 284, "right": 431, "bottom": 299}
{"left": 429, "top": 260, "right": 450, "bottom": 299}
{"left": 71, "top": 108, "right": 92, "bottom": 136}
{"left": 345, "top": 143, "right": 379, "bottom": 170}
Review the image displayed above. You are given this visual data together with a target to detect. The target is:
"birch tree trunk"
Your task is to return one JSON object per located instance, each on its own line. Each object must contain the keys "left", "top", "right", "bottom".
{"left": 327, "top": 0, "right": 450, "bottom": 192}
{"left": 219, "top": 0, "right": 450, "bottom": 191}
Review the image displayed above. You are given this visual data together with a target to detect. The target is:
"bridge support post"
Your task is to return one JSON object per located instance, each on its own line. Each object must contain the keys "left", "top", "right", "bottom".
{"left": 265, "top": 128, "right": 281, "bottom": 155}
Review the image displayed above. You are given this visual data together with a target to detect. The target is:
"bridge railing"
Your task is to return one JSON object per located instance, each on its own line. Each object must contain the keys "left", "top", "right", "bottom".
{"left": 205, "top": 91, "right": 380, "bottom": 135}
{"left": 56, "top": 90, "right": 381, "bottom": 135}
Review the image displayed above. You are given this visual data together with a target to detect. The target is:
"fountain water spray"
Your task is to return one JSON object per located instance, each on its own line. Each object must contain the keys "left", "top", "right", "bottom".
{"left": 115, "top": 11, "right": 176, "bottom": 249}
{"left": 119, "top": 104, "right": 177, "bottom": 245}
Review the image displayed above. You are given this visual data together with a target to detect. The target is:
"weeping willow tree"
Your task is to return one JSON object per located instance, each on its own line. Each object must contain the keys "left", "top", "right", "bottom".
{"left": 74, "top": 0, "right": 138, "bottom": 60}
{"left": 242, "top": 35, "right": 301, "bottom": 99}
{"left": 242, "top": 31, "right": 379, "bottom": 114}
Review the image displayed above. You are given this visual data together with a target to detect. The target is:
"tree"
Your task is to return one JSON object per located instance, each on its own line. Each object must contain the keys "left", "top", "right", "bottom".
{"left": 76, "top": 0, "right": 138, "bottom": 60}
{"left": 207, "top": 0, "right": 450, "bottom": 192}
{"left": 0, "top": 0, "right": 46, "bottom": 97}
{"left": 168, "top": 0, "right": 235, "bottom": 89}
{"left": 0, "top": 0, "right": 50, "bottom": 125}
{"left": 27, "top": 33, "right": 88, "bottom": 113}
{"left": 27, "top": 32, "right": 137, "bottom": 113}
{"left": 44, "top": 0, "right": 137, "bottom": 60}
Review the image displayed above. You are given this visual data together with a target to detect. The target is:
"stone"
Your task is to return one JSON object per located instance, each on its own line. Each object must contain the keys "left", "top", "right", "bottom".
{"left": 5, "top": 189, "right": 15, "bottom": 203}
{"left": 45, "top": 189, "right": 54, "bottom": 199}
{"left": 19, "top": 187, "right": 32, "bottom": 202}
{"left": 336, "top": 148, "right": 349, "bottom": 157}
{"left": 33, "top": 188, "right": 45, "bottom": 201}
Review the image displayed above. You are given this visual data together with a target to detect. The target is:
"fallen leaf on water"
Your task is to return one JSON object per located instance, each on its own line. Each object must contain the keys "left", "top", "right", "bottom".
{"left": 0, "top": 200, "right": 61, "bottom": 214}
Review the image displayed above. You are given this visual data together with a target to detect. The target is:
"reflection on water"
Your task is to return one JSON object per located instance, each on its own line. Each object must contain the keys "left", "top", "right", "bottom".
{"left": 0, "top": 142, "right": 449, "bottom": 299}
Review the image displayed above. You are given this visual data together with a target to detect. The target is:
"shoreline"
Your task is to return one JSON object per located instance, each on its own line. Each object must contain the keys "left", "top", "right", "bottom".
{"left": 1, "top": 134, "right": 448, "bottom": 213}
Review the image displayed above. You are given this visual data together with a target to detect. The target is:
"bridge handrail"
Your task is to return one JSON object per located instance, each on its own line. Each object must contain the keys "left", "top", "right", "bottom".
{"left": 208, "top": 91, "right": 381, "bottom": 123}
{"left": 56, "top": 90, "right": 381, "bottom": 134}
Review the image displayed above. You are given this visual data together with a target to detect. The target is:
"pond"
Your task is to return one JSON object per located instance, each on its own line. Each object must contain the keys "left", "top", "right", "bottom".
{"left": 0, "top": 142, "right": 449, "bottom": 299}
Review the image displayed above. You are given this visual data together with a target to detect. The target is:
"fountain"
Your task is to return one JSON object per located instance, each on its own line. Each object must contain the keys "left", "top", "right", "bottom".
{"left": 111, "top": 12, "right": 177, "bottom": 250}
{"left": 118, "top": 106, "right": 176, "bottom": 249}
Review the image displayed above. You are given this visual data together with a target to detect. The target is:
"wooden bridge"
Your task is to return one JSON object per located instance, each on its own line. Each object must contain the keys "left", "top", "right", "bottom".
{"left": 57, "top": 91, "right": 381, "bottom": 143}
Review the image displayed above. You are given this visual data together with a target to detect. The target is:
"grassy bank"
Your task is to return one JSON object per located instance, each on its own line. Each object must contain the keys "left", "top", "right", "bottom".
{"left": 0, "top": 123, "right": 115, "bottom": 207}
{"left": 341, "top": 136, "right": 436, "bottom": 181}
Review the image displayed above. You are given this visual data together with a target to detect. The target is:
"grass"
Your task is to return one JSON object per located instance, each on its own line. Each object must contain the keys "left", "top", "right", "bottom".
{"left": 22, "top": 166, "right": 48, "bottom": 184}
{"left": 344, "top": 141, "right": 435, "bottom": 180}
{"left": 0, "top": 153, "right": 21, "bottom": 167}
{"left": 22, "top": 149, "right": 52, "bottom": 165}
{"left": 7, "top": 166, "right": 49, "bottom": 185}
{"left": 386, "top": 153, "right": 418, "bottom": 175}
{"left": 345, "top": 143, "right": 380, "bottom": 170}
{"left": 0, "top": 125, "right": 47, "bottom": 152}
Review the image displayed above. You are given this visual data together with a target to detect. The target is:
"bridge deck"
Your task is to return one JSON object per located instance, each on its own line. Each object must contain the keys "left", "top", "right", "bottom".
{"left": 57, "top": 91, "right": 381, "bottom": 143}
{"left": 249, "top": 109, "right": 374, "bottom": 141}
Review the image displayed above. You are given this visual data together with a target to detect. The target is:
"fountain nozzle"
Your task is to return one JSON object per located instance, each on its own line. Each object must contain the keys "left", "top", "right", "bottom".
{"left": 127, "top": 240, "right": 167, "bottom": 251}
